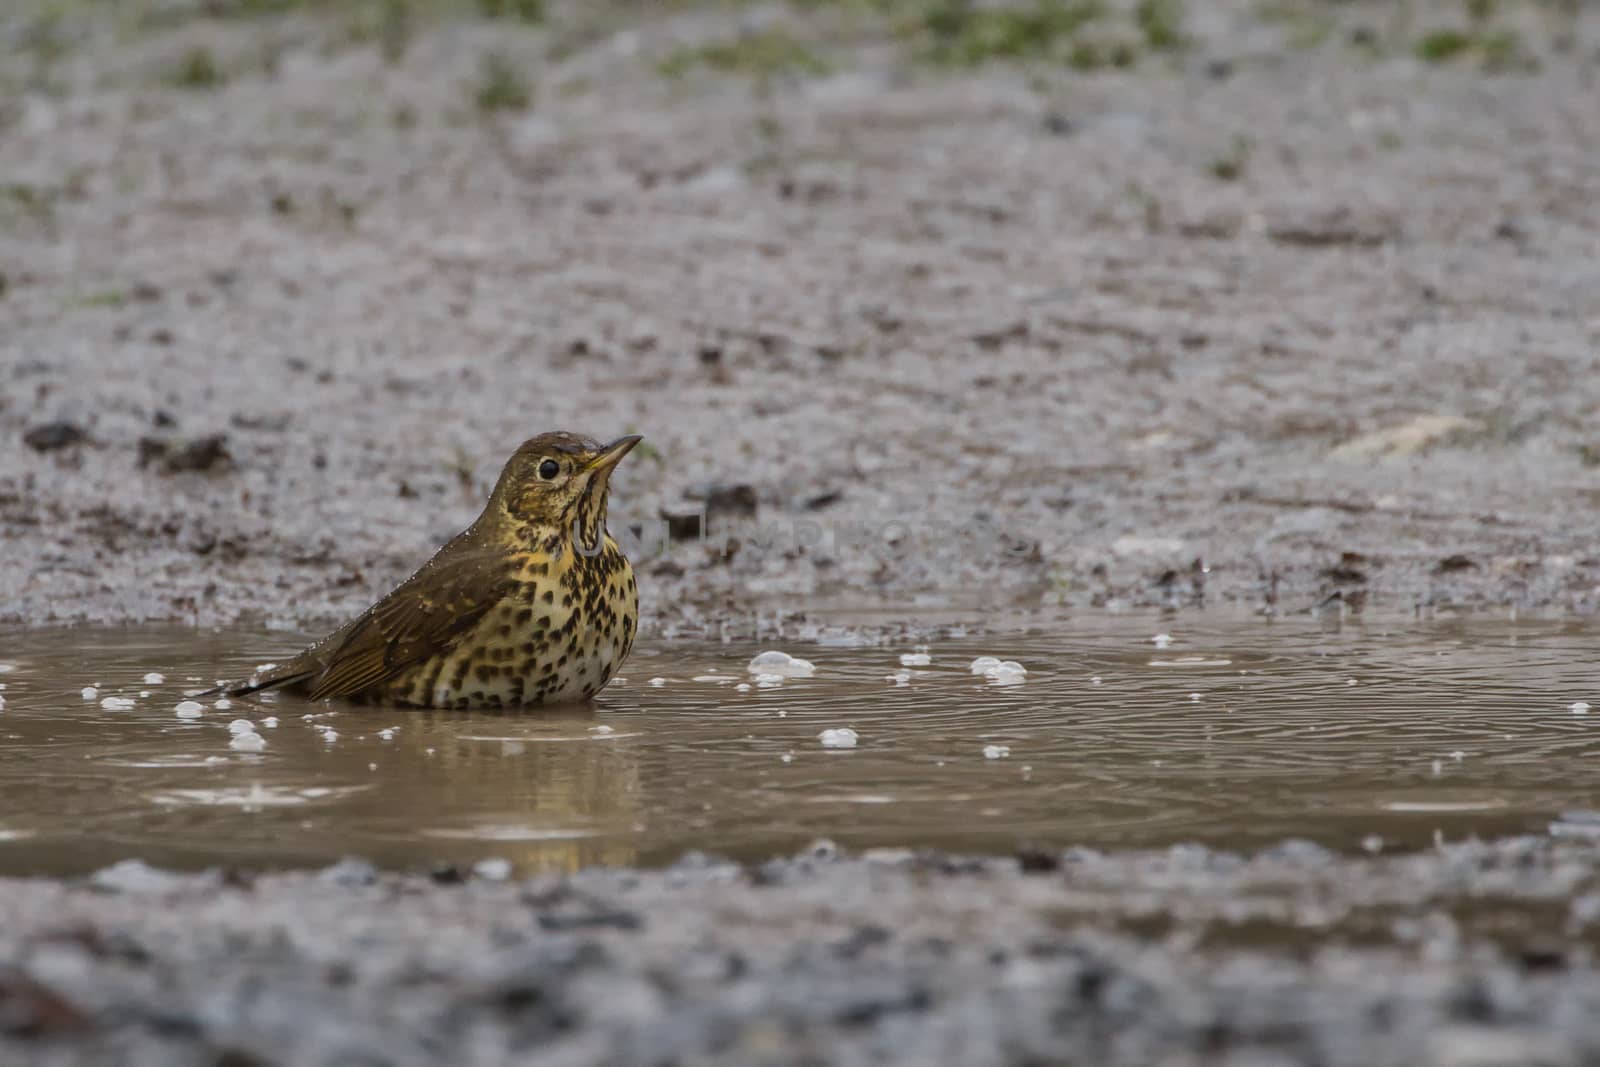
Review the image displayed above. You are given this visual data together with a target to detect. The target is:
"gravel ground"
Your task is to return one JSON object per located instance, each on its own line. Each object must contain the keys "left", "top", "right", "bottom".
{"left": 5, "top": 837, "right": 1600, "bottom": 1067}
{"left": 6, "top": 3, "right": 1600, "bottom": 1063}
{"left": 3, "top": 0, "right": 1600, "bottom": 633}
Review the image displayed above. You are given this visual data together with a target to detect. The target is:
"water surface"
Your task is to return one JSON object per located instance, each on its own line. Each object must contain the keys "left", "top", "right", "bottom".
{"left": 1, "top": 615, "right": 1597, "bottom": 876}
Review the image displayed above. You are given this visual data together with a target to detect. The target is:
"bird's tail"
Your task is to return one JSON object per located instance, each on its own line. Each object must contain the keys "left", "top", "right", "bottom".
{"left": 190, "top": 662, "right": 318, "bottom": 700}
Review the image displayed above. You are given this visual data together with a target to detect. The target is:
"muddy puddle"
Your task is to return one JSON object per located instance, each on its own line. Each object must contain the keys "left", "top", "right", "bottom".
{"left": 0, "top": 615, "right": 1597, "bottom": 877}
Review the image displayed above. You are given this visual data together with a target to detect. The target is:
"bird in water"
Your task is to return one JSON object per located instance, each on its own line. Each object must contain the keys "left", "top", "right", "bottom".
{"left": 206, "top": 432, "right": 641, "bottom": 708}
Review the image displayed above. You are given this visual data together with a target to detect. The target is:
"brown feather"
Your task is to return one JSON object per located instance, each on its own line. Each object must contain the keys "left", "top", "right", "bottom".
{"left": 305, "top": 538, "right": 520, "bottom": 700}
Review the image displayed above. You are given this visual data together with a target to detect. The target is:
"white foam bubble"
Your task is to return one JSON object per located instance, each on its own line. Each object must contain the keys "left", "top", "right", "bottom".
{"left": 973, "top": 658, "right": 1028, "bottom": 685}
{"left": 1572, "top": 701, "right": 1591, "bottom": 715}
{"left": 214, "top": 697, "right": 232, "bottom": 710}
{"left": 174, "top": 700, "right": 206, "bottom": 719}
{"left": 227, "top": 719, "right": 257, "bottom": 735}
{"left": 649, "top": 677, "right": 666, "bottom": 687}
{"left": 81, "top": 687, "right": 98, "bottom": 700}
{"left": 982, "top": 744, "right": 1011, "bottom": 759}
{"left": 100, "top": 696, "right": 137, "bottom": 711}
{"left": 818, "top": 727, "right": 859, "bottom": 749}
{"left": 142, "top": 672, "right": 165, "bottom": 685}
{"left": 229, "top": 733, "right": 266, "bottom": 752}
{"left": 747, "top": 651, "right": 815, "bottom": 677}
{"left": 899, "top": 653, "right": 931, "bottom": 667}
{"left": 1151, "top": 633, "right": 1174, "bottom": 648}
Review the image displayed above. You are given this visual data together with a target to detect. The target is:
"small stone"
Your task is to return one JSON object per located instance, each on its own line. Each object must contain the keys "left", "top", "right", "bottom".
{"left": 23, "top": 422, "right": 85, "bottom": 452}
{"left": 473, "top": 857, "right": 513, "bottom": 881}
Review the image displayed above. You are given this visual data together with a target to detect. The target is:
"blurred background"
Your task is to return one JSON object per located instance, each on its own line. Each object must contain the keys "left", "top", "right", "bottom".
{"left": 3, "top": 0, "right": 1599, "bottom": 632}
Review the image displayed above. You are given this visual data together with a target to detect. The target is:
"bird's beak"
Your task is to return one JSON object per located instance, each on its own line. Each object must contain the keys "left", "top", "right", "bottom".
{"left": 587, "top": 434, "right": 643, "bottom": 474}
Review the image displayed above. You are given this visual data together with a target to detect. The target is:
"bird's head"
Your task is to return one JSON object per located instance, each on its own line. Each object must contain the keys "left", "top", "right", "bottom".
{"left": 490, "top": 431, "right": 641, "bottom": 553}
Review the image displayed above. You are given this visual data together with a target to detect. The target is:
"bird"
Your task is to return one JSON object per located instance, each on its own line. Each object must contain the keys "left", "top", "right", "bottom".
{"left": 205, "top": 431, "right": 641, "bottom": 709}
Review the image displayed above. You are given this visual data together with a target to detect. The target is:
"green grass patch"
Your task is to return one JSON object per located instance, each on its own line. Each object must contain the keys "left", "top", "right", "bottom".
{"left": 164, "top": 45, "right": 225, "bottom": 89}
{"left": 1133, "top": 0, "right": 1185, "bottom": 51}
{"left": 473, "top": 50, "right": 532, "bottom": 112}
{"left": 918, "top": 0, "right": 1105, "bottom": 66}
{"left": 1414, "top": 24, "right": 1535, "bottom": 71}
{"left": 477, "top": 0, "right": 544, "bottom": 21}
{"left": 1414, "top": 28, "right": 1472, "bottom": 62}
{"left": 659, "top": 29, "right": 829, "bottom": 81}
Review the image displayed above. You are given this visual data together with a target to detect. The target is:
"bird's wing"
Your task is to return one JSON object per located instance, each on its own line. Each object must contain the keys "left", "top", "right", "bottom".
{"left": 305, "top": 543, "right": 520, "bottom": 701}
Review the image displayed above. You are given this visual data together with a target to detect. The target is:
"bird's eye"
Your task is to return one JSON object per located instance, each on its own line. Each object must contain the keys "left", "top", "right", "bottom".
{"left": 538, "top": 459, "right": 560, "bottom": 480}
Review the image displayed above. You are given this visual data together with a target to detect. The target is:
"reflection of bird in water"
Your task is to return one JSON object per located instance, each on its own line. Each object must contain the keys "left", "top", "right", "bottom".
{"left": 205, "top": 432, "right": 642, "bottom": 709}
{"left": 354, "top": 707, "right": 645, "bottom": 875}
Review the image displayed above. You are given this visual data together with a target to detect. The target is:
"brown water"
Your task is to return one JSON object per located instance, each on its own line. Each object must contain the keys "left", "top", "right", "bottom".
{"left": 1, "top": 615, "right": 1598, "bottom": 877}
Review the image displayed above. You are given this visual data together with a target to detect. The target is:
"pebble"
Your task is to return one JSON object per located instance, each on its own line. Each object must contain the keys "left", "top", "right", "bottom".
{"left": 748, "top": 651, "right": 815, "bottom": 678}
{"left": 174, "top": 700, "right": 206, "bottom": 719}
{"left": 143, "top": 672, "right": 165, "bottom": 685}
{"left": 473, "top": 857, "right": 513, "bottom": 881}
{"left": 818, "top": 728, "right": 859, "bottom": 749}
{"left": 100, "top": 696, "right": 137, "bottom": 711}
{"left": 983, "top": 744, "right": 1011, "bottom": 759}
